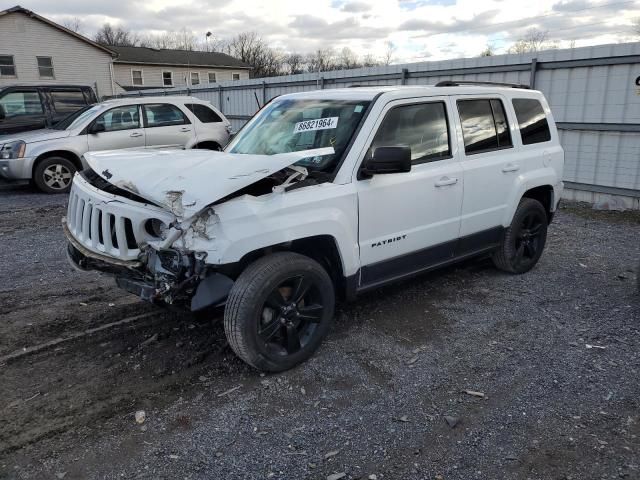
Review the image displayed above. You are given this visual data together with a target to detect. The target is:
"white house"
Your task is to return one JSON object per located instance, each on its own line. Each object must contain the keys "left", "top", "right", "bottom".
{"left": 0, "top": 6, "right": 117, "bottom": 97}
{"left": 0, "top": 6, "right": 251, "bottom": 98}
{"left": 110, "top": 46, "right": 251, "bottom": 91}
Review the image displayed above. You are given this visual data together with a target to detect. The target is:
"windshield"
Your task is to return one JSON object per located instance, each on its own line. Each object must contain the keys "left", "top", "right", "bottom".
{"left": 52, "top": 104, "right": 103, "bottom": 130}
{"left": 228, "top": 98, "right": 370, "bottom": 173}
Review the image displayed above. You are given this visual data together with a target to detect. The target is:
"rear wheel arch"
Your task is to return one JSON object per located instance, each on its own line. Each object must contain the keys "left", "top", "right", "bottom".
{"left": 522, "top": 185, "right": 554, "bottom": 222}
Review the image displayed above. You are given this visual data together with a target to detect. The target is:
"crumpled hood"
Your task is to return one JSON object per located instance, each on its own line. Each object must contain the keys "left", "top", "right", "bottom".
{"left": 84, "top": 147, "right": 334, "bottom": 218}
{"left": 0, "top": 128, "right": 72, "bottom": 144}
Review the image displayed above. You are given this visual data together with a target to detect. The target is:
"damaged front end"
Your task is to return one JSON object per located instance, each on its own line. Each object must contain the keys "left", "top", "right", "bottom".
{"left": 63, "top": 170, "right": 236, "bottom": 312}
{"left": 63, "top": 147, "right": 334, "bottom": 310}
{"left": 66, "top": 220, "right": 235, "bottom": 312}
{"left": 114, "top": 248, "right": 234, "bottom": 311}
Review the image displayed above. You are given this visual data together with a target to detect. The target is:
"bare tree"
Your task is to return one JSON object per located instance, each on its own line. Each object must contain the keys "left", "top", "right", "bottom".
{"left": 633, "top": 17, "right": 640, "bottom": 36}
{"left": 306, "top": 48, "right": 338, "bottom": 72}
{"left": 361, "top": 53, "right": 379, "bottom": 68}
{"left": 94, "top": 23, "right": 139, "bottom": 47}
{"left": 338, "top": 47, "right": 360, "bottom": 69}
{"left": 222, "top": 32, "right": 286, "bottom": 77}
{"left": 285, "top": 53, "right": 304, "bottom": 75}
{"left": 382, "top": 41, "right": 397, "bottom": 65}
{"left": 62, "top": 17, "right": 83, "bottom": 34}
{"left": 479, "top": 44, "right": 494, "bottom": 57}
{"left": 508, "top": 29, "right": 557, "bottom": 54}
{"left": 141, "top": 28, "right": 204, "bottom": 51}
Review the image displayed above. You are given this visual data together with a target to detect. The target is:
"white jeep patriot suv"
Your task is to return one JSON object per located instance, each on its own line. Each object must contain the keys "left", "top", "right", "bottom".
{"left": 63, "top": 82, "right": 564, "bottom": 372}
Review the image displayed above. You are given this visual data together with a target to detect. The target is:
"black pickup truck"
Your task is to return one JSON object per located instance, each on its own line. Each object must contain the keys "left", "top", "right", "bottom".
{"left": 0, "top": 84, "right": 97, "bottom": 136}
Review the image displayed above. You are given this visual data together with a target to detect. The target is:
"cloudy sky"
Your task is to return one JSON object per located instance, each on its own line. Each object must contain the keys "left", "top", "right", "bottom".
{"left": 17, "top": 0, "right": 640, "bottom": 62}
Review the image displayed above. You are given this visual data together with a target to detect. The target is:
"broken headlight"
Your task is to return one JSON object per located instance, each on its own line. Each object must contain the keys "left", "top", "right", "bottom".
{"left": 0, "top": 141, "right": 26, "bottom": 160}
{"left": 145, "top": 218, "right": 170, "bottom": 240}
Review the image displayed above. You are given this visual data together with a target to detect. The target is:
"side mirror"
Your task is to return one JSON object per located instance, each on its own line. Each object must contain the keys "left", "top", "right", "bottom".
{"left": 362, "top": 146, "right": 411, "bottom": 177}
{"left": 89, "top": 123, "right": 105, "bottom": 134}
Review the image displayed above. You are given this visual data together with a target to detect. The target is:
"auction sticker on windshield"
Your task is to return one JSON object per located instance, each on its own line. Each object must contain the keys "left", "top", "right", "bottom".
{"left": 293, "top": 117, "right": 339, "bottom": 134}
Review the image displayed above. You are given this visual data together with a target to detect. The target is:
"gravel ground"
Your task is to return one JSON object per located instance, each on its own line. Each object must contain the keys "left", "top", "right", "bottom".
{"left": 0, "top": 186, "right": 639, "bottom": 480}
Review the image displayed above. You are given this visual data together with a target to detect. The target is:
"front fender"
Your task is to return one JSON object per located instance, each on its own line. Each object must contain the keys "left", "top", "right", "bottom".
{"left": 177, "top": 184, "right": 360, "bottom": 277}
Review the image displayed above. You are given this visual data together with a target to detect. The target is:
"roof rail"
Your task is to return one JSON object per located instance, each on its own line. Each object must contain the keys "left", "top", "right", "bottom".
{"left": 435, "top": 80, "right": 531, "bottom": 89}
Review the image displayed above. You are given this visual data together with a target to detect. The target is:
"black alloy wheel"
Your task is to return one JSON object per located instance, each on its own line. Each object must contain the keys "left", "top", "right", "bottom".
{"left": 224, "top": 252, "right": 335, "bottom": 372}
{"left": 258, "top": 275, "right": 326, "bottom": 356}
{"left": 493, "top": 198, "right": 548, "bottom": 274}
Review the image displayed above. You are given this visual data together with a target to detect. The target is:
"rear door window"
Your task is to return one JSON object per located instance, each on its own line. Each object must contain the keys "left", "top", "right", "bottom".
{"left": 457, "top": 99, "right": 512, "bottom": 155}
{"left": 94, "top": 105, "right": 140, "bottom": 132}
{"left": 51, "top": 89, "right": 87, "bottom": 114}
{"left": 185, "top": 103, "right": 223, "bottom": 123}
{"left": 512, "top": 98, "right": 551, "bottom": 145}
{"left": 0, "top": 91, "right": 43, "bottom": 117}
{"left": 143, "top": 104, "right": 190, "bottom": 128}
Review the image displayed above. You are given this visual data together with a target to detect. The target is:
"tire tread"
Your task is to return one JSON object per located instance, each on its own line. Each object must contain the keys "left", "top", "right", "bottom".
{"left": 224, "top": 252, "right": 333, "bottom": 371}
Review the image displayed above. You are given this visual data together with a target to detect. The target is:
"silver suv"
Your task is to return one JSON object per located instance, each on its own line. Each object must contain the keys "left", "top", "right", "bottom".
{"left": 0, "top": 96, "right": 231, "bottom": 193}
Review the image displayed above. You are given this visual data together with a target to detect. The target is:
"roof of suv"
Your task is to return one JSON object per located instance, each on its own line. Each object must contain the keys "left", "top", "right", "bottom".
{"left": 277, "top": 84, "right": 539, "bottom": 102}
{"left": 100, "top": 96, "right": 211, "bottom": 106}
{"left": 0, "top": 84, "right": 95, "bottom": 91}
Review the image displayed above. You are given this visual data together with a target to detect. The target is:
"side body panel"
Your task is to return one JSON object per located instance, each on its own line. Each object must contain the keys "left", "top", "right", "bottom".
{"left": 354, "top": 96, "right": 465, "bottom": 287}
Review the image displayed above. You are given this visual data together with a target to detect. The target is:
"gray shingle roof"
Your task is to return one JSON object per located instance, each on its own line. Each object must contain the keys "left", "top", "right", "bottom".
{"left": 110, "top": 46, "right": 250, "bottom": 69}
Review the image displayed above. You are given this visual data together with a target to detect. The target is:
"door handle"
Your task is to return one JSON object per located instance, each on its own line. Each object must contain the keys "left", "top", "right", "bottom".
{"left": 502, "top": 163, "right": 520, "bottom": 173}
{"left": 130, "top": 132, "right": 143, "bottom": 138}
{"left": 180, "top": 127, "right": 191, "bottom": 132}
{"left": 435, "top": 176, "right": 458, "bottom": 187}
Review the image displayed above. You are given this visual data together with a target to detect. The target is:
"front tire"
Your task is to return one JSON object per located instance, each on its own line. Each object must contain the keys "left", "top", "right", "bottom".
{"left": 224, "top": 252, "right": 335, "bottom": 372}
{"left": 33, "top": 156, "right": 76, "bottom": 194}
{"left": 493, "top": 198, "right": 548, "bottom": 274}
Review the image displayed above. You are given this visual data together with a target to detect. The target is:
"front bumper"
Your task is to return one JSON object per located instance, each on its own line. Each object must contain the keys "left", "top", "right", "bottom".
{"left": 65, "top": 227, "right": 233, "bottom": 311}
{"left": 0, "top": 157, "right": 34, "bottom": 180}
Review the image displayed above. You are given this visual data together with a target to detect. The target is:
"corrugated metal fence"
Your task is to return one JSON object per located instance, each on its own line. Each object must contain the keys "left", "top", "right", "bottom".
{"left": 116, "top": 41, "right": 640, "bottom": 206}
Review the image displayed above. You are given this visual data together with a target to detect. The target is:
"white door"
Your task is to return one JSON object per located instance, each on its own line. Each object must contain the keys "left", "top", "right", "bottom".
{"left": 87, "top": 104, "right": 145, "bottom": 151}
{"left": 142, "top": 103, "right": 194, "bottom": 148}
{"left": 356, "top": 98, "right": 463, "bottom": 288}
{"left": 452, "top": 96, "right": 519, "bottom": 237}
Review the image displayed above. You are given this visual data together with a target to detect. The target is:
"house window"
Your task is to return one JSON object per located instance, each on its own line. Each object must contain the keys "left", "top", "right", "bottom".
{"left": 191, "top": 72, "right": 200, "bottom": 85}
{"left": 37, "top": 56, "right": 54, "bottom": 78}
{"left": 131, "top": 69, "right": 144, "bottom": 86}
{"left": 0, "top": 55, "right": 16, "bottom": 77}
{"left": 162, "top": 71, "right": 173, "bottom": 87}
{"left": 208, "top": 72, "right": 216, "bottom": 84}
{"left": 232, "top": 72, "right": 241, "bottom": 81}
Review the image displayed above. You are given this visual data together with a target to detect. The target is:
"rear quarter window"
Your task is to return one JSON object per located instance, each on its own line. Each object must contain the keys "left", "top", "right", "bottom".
{"left": 512, "top": 98, "right": 551, "bottom": 145}
{"left": 186, "top": 103, "right": 223, "bottom": 123}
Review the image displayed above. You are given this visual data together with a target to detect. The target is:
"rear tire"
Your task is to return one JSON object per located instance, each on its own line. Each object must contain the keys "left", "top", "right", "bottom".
{"left": 33, "top": 156, "right": 76, "bottom": 194}
{"left": 493, "top": 198, "right": 548, "bottom": 274}
{"left": 224, "top": 252, "right": 335, "bottom": 372}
